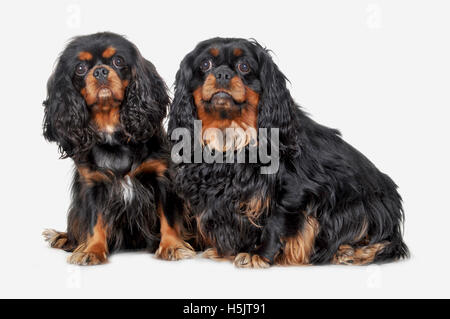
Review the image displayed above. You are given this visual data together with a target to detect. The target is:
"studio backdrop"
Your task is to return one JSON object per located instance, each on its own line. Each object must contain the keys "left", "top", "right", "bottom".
{"left": 0, "top": 0, "right": 448, "bottom": 298}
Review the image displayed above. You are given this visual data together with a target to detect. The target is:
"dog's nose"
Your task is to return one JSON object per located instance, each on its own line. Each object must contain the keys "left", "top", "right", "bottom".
{"left": 93, "top": 67, "right": 109, "bottom": 82}
{"left": 213, "top": 66, "right": 234, "bottom": 87}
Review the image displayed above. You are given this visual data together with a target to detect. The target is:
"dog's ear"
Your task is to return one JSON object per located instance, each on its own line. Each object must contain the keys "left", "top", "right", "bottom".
{"left": 43, "top": 58, "right": 94, "bottom": 159}
{"left": 168, "top": 51, "right": 198, "bottom": 138}
{"left": 253, "top": 42, "right": 300, "bottom": 152}
{"left": 121, "top": 51, "right": 170, "bottom": 143}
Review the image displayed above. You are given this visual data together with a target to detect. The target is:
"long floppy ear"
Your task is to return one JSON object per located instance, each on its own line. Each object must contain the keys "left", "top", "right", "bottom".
{"left": 43, "top": 60, "right": 94, "bottom": 159}
{"left": 253, "top": 42, "right": 300, "bottom": 152}
{"left": 121, "top": 54, "right": 169, "bottom": 143}
{"left": 167, "top": 52, "right": 198, "bottom": 137}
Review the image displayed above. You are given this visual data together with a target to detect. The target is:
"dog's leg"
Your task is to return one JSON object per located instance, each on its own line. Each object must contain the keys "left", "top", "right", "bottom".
{"left": 233, "top": 213, "right": 286, "bottom": 269}
{"left": 155, "top": 202, "right": 196, "bottom": 261}
{"left": 67, "top": 214, "right": 109, "bottom": 266}
{"left": 234, "top": 201, "right": 315, "bottom": 268}
{"left": 275, "top": 215, "right": 319, "bottom": 266}
{"left": 234, "top": 213, "right": 319, "bottom": 268}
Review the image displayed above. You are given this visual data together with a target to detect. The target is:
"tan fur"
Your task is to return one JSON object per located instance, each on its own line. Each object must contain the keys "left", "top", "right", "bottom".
{"left": 81, "top": 65, "right": 127, "bottom": 134}
{"left": 93, "top": 106, "right": 120, "bottom": 133}
{"left": 78, "top": 51, "right": 93, "bottom": 61}
{"left": 193, "top": 74, "right": 259, "bottom": 152}
{"left": 276, "top": 215, "right": 320, "bottom": 265}
{"left": 128, "top": 159, "right": 168, "bottom": 178}
{"left": 239, "top": 196, "right": 270, "bottom": 228}
{"left": 42, "top": 229, "right": 74, "bottom": 250}
{"left": 202, "top": 122, "right": 257, "bottom": 152}
{"left": 102, "top": 46, "right": 116, "bottom": 58}
{"left": 195, "top": 214, "right": 208, "bottom": 245}
{"left": 155, "top": 203, "right": 196, "bottom": 261}
{"left": 203, "top": 248, "right": 234, "bottom": 262}
{"left": 233, "top": 48, "right": 243, "bottom": 56}
{"left": 83, "top": 65, "right": 125, "bottom": 106}
{"left": 209, "top": 48, "right": 219, "bottom": 57}
{"left": 77, "top": 166, "right": 112, "bottom": 185}
{"left": 354, "top": 218, "right": 369, "bottom": 243}
{"left": 67, "top": 215, "right": 108, "bottom": 266}
{"left": 200, "top": 74, "right": 246, "bottom": 103}
{"left": 332, "top": 242, "right": 388, "bottom": 265}
{"left": 234, "top": 253, "right": 270, "bottom": 269}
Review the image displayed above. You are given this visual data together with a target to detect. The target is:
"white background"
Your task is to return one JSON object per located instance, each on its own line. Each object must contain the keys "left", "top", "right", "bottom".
{"left": 0, "top": 0, "right": 449, "bottom": 298}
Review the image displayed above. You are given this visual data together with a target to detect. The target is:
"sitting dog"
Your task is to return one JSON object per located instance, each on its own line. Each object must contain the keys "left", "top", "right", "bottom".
{"left": 42, "top": 32, "right": 195, "bottom": 265}
{"left": 168, "top": 37, "right": 409, "bottom": 267}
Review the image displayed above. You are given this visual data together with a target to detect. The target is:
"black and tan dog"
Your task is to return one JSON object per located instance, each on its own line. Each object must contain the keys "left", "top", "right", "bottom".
{"left": 42, "top": 32, "right": 195, "bottom": 265}
{"left": 168, "top": 37, "right": 409, "bottom": 267}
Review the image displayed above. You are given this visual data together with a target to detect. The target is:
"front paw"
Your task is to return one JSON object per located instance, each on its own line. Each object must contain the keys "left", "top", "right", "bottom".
{"left": 155, "top": 240, "right": 196, "bottom": 261}
{"left": 67, "top": 251, "right": 107, "bottom": 266}
{"left": 234, "top": 253, "right": 271, "bottom": 269}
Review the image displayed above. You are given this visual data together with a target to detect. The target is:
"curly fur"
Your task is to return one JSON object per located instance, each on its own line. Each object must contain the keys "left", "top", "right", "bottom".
{"left": 168, "top": 37, "right": 409, "bottom": 266}
{"left": 44, "top": 33, "right": 169, "bottom": 160}
{"left": 42, "top": 32, "right": 190, "bottom": 264}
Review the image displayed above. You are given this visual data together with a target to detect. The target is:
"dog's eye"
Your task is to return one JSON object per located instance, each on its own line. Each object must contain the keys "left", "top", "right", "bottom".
{"left": 75, "top": 63, "right": 88, "bottom": 76}
{"left": 112, "top": 56, "right": 125, "bottom": 68}
{"left": 238, "top": 63, "right": 250, "bottom": 74}
{"left": 200, "top": 60, "right": 212, "bottom": 72}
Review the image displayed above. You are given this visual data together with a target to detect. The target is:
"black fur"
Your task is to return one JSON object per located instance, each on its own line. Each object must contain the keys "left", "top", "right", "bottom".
{"left": 43, "top": 32, "right": 181, "bottom": 259}
{"left": 168, "top": 37, "right": 409, "bottom": 265}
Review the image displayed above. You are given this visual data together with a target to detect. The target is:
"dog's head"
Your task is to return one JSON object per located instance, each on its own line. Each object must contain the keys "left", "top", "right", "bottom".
{"left": 43, "top": 32, "right": 169, "bottom": 159}
{"left": 169, "top": 38, "right": 298, "bottom": 152}
{"left": 189, "top": 41, "right": 261, "bottom": 130}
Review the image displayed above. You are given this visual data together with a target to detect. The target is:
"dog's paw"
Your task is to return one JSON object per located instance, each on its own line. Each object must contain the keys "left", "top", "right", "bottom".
{"left": 43, "top": 229, "right": 69, "bottom": 249}
{"left": 333, "top": 245, "right": 355, "bottom": 265}
{"left": 333, "top": 243, "right": 388, "bottom": 265}
{"left": 202, "top": 248, "right": 233, "bottom": 261}
{"left": 155, "top": 240, "right": 196, "bottom": 261}
{"left": 67, "top": 251, "right": 107, "bottom": 266}
{"left": 234, "top": 253, "right": 271, "bottom": 269}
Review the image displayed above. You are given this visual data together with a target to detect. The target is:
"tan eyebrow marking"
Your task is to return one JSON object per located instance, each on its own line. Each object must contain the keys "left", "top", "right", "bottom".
{"left": 209, "top": 48, "right": 219, "bottom": 57}
{"left": 102, "top": 46, "right": 116, "bottom": 58}
{"left": 233, "top": 48, "right": 243, "bottom": 56}
{"left": 78, "top": 51, "right": 93, "bottom": 61}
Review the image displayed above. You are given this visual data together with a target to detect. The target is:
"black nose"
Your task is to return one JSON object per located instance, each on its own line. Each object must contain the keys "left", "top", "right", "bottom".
{"left": 213, "top": 66, "right": 234, "bottom": 87}
{"left": 93, "top": 67, "right": 109, "bottom": 82}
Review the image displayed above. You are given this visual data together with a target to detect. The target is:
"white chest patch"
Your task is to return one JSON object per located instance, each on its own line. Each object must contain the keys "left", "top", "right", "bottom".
{"left": 103, "top": 132, "right": 114, "bottom": 144}
{"left": 121, "top": 175, "right": 134, "bottom": 204}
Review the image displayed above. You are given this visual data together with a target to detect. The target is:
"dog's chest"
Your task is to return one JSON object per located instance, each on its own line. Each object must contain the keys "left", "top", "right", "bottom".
{"left": 91, "top": 142, "right": 133, "bottom": 176}
{"left": 180, "top": 163, "right": 270, "bottom": 212}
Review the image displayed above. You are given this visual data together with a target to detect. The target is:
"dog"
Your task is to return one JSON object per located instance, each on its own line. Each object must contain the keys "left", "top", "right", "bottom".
{"left": 168, "top": 37, "right": 409, "bottom": 268}
{"left": 42, "top": 32, "right": 195, "bottom": 265}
